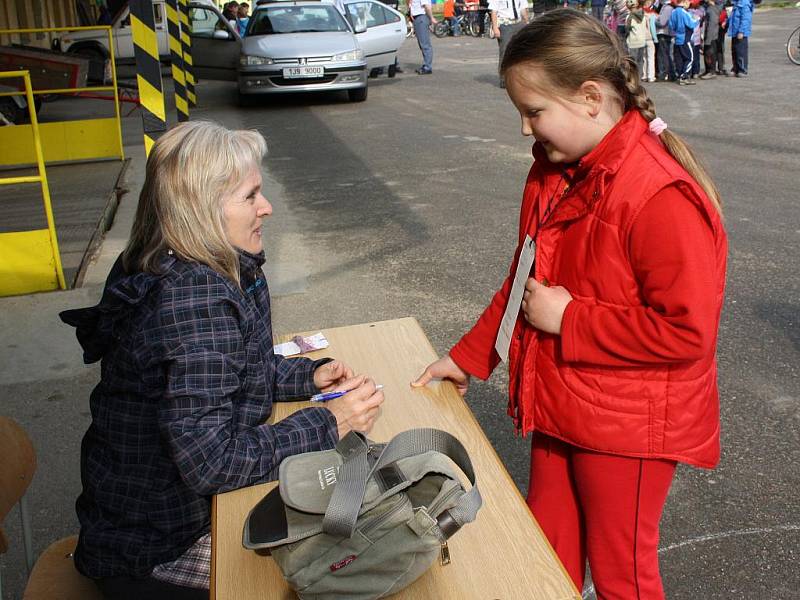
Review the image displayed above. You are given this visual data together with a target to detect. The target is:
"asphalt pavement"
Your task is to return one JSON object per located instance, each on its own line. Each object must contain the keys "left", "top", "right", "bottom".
{"left": 1, "top": 8, "right": 799, "bottom": 599}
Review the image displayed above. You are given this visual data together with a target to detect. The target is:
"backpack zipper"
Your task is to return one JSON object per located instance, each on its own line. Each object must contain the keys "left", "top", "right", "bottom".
{"left": 359, "top": 494, "right": 410, "bottom": 535}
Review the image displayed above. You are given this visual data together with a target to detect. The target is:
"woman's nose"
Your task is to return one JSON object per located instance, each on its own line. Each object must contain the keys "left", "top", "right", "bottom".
{"left": 258, "top": 195, "right": 273, "bottom": 216}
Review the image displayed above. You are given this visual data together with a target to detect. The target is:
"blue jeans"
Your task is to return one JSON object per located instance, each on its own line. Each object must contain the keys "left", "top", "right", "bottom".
{"left": 413, "top": 14, "right": 433, "bottom": 71}
{"left": 732, "top": 36, "right": 748, "bottom": 74}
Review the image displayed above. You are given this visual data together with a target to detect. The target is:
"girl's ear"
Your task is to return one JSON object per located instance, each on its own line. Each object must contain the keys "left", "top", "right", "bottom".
{"left": 578, "top": 80, "right": 605, "bottom": 118}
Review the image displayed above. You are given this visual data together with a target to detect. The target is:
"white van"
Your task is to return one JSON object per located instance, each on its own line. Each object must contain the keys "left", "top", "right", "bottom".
{"left": 53, "top": 0, "right": 220, "bottom": 75}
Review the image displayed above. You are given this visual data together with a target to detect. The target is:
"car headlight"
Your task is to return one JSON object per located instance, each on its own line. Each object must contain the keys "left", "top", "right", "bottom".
{"left": 333, "top": 49, "right": 364, "bottom": 62}
{"left": 240, "top": 55, "right": 275, "bottom": 66}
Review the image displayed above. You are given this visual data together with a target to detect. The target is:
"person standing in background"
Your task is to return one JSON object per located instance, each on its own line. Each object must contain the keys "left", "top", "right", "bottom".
{"left": 409, "top": 0, "right": 438, "bottom": 74}
{"left": 591, "top": 0, "right": 607, "bottom": 21}
{"left": 489, "top": 0, "right": 529, "bottom": 87}
{"left": 727, "top": 0, "right": 753, "bottom": 76}
{"left": 642, "top": 0, "right": 658, "bottom": 81}
{"left": 688, "top": 0, "right": 705, "bottom": 78}
{"left": 669, "top": 0, "right": 698, "bottom": 84}
{"left": 237, "top": 2, "right": 250, "bottom": 37}
{"left": 625, "top": 0, "right": 648, "bottom": 74}
{"left": 655, "top": 0, "right": 674, "bottom": 80}
{"left": 700, "top": 0, "right": 722, "bottom": 78}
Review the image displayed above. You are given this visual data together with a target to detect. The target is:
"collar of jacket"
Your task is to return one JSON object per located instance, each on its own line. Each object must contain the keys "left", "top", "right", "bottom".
{"left": 530, "top": 110, "right": 648, "bottom": 228}
{"left": 236, "top": 248, "right": 267, "bottom": 292}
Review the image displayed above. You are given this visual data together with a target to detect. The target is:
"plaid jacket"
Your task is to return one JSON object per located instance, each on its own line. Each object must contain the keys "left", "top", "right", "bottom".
{"left": 60, "top": 250, "right": 338, "bottom": 579}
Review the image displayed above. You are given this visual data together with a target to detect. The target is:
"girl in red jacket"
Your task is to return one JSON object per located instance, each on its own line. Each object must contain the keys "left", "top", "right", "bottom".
{"left": 412, "top": 9, "right": 727, "bottom": 599}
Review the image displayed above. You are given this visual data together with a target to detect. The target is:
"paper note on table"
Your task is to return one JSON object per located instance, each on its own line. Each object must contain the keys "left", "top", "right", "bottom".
{"left": 273, "top": 332, "right": 329, "bottom": 357}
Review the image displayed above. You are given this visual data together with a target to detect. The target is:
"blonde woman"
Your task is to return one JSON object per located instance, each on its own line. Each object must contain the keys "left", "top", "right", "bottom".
{"left": 61, "top": 121, "right": 383, "bottom": 599}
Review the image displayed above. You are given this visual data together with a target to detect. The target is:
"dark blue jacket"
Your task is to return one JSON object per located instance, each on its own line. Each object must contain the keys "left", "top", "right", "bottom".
{"left": 61, "top": 250, "right": 338, "bottom": 579}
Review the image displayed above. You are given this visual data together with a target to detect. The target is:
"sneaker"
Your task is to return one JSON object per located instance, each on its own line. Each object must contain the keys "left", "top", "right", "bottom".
{"left": 700, "top": 72, "right": 716, "bottom": 80}
{"left": 725, "top": 70, "right": 735, "bottom": 77}
{"left": 677, "top": 79, "right": 688, "bottom": 85}
{"left": 685, "top": 79, "right": 697, "bottom": 85}
{"left": 415, "top": 67, "right": 432, "bottom": 75}
{"left": 735, "top": 71, "right": 747, "bottom": 77}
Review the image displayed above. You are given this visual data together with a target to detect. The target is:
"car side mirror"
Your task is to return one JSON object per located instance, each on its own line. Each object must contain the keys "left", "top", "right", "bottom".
{"left": 213, "top": 29, "right": 233, "bottom": 39}
{"left": 354, "top": 22, "right": 367, "bottom": 33}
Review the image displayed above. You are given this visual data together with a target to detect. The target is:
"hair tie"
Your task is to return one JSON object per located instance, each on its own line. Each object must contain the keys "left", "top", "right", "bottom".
{"left": 649, "top": 117, "right": 668, "bottom": 136}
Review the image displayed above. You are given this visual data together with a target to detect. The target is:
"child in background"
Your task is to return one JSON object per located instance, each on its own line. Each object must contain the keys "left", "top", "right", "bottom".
{"left": 642, "top": 0, "right": 659, "bottom": 81}
{"left": 413, "top": 10, "right": 727, "bottom": 598}
{"left": 688, "top": 0, "right": 705, "bottom": 77}
{"left": 700, "top": 0, "right": 723, "bottom": 78}
{"left": 727, "top": 0, "right": 753, "bottom": 76}
{"left": 655, "top": 0, "right": 674, "bottom": 80}
{"left": 625, "top": 0, "right": 648, "bottom": 71}
{"left": 669, "top": 0, "right": 698, "bottom": 84}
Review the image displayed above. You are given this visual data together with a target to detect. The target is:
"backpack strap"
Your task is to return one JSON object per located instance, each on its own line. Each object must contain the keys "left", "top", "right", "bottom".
{"left": 322, "top": 428, "right": 482, "bottom": 539}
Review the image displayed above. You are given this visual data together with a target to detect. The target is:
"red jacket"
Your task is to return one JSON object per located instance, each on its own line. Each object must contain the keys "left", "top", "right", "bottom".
{"left": 450, "top": 111, "right": 727, "bottom": 468}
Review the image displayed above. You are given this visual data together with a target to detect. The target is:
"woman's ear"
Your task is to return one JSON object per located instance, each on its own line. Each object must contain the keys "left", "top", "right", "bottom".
{"left": 578, "top": 80, "right": 605, "bottom": 118}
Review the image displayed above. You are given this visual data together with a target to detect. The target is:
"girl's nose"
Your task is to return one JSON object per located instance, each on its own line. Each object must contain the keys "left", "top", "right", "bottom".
{"left": 521, "top": 119, "right": 533, "bottom": 137}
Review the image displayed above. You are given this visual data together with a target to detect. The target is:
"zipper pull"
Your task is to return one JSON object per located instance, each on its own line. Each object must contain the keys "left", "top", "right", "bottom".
{"left": 440, "top": 541, "right": 451, "bottom": 566}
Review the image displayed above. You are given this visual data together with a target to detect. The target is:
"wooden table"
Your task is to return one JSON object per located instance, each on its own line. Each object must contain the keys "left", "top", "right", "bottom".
{"left": 211, "top": 317, "right": 580, "bottom": 600}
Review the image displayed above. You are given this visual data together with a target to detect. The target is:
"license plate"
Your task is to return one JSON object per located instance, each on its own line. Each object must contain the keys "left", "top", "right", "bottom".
{"left": 282, "top": 66, "right": 324, "bottom": 78}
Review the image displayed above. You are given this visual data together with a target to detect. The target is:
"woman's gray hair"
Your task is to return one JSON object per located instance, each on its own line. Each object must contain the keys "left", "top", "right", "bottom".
{"left": 123, "top": 121, "right": 267, "bottom": 285}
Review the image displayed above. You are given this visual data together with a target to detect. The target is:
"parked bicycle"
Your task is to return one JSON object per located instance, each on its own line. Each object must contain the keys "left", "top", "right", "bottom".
{"left": 434, "top": 13, "right": 474, "bottom": 36}
{"left": 788, "top": 24, "right": 800, "bottom": 65}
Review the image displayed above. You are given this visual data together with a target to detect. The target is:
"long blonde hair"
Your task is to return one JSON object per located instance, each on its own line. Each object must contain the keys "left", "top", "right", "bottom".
{"left": 123, "top": 121, "right": 268, "bottom": 284}
{"left": 500, "top": 9, "right": 722, "bottom": 214}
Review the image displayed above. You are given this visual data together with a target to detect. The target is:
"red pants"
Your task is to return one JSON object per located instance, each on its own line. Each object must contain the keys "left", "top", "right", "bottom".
{"left": 527, "top": 433, "right": 676, "bottom": 599}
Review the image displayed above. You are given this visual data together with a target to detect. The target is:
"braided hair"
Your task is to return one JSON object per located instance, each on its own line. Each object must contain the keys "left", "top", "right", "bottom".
{"left": 500, "top": 9, "right": 721, "bottom": 214}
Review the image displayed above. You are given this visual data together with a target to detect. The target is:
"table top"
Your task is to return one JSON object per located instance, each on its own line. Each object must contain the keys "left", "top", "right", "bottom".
{"left": 211, "top": 317, "right": 579, "bottom": 600}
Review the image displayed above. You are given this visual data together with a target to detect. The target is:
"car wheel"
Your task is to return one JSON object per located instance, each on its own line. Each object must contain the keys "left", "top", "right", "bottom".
{"left": 0, "top": 98, "right": 27, "bottom": 125}
{"left": 347, "top": 86, "right": 368, "bottom": 102}
{"left": 68, "top": 45, "right": 107, "bottom": 83}
{"left": 388, "top": 63, "right": 397, "bottom": 78}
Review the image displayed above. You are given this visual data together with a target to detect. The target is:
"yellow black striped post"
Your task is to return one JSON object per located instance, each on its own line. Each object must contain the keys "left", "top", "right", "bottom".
{"left": 165, "top": 0, "right": 189, "bottom": 121}
{"left": 129, "top": 0, "right": 167, "bottom": 155}
{"left": 178, "top": 0, "right": 197, "bottom": 107}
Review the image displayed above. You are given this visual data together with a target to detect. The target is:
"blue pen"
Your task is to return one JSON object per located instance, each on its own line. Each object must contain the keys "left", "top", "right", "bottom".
{"left": 310, "top": 384, "right": 383, "bottom": 403}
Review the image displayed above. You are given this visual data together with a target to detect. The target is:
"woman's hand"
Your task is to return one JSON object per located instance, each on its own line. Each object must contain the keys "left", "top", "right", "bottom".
{"left": 410, "top": 355, "right": 471, "bottom": 397}
{"left": 325, "top": 375, "right": 384, "bottom": 438}
{"left": 313, "top": 359, "right": 354, "bottom": 392}
{"left": 521, "top": 278, "right": 573, "bottom": 335}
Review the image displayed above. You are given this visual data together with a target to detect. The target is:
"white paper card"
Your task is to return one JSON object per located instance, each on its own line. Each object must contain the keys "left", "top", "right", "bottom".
{"left": 273, "top": 332, "right": 329, "bottom": 357}
{"left": 495, "top": 235, "right": 536, "bottom": 362}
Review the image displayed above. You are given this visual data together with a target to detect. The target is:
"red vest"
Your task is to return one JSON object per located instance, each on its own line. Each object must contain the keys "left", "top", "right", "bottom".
{"left": 450, "top": 111, "right": 727, "bottom": 468}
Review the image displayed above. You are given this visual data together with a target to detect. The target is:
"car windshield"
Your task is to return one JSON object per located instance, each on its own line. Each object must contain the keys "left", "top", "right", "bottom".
{"left": 247, "top": 5, "right": 349, "bottom": 34}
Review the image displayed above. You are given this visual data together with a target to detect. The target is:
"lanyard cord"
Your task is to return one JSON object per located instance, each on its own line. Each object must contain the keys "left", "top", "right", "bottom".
{"left": 533, "top": 173, "right": 569, "bottom": 243}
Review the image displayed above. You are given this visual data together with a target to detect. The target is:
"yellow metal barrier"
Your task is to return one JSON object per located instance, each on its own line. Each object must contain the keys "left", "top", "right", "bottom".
{"left": 0, "top": 70, "right": 66, "bottom": 296}
{"left": 0, "top": 25, "right": 124, "bottom": 166}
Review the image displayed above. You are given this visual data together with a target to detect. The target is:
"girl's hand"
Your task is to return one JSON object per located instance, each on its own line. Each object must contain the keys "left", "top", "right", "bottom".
{"left": 313, "top": 359, "right": 355, "bottom": 392}
{"left": 411, "top": 355, "right": 471, "bottom": 397}
{"left": 325, "top": 376, "right": 384, "bottom": 438}
{"left": 521, "top": 278, "right": 573, "bottom": 335}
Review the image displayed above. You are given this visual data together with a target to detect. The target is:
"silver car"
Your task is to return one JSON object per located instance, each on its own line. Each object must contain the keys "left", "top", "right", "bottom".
{"left": 188, "top": 0, "right": 405, "bottom": 103}
{"left": 239, "top": 1, "right": 368, "bottom": 102}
